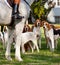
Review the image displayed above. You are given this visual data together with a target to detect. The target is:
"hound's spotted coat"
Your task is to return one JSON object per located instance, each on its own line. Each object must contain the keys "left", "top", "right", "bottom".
{"left": 43, "top": 21, "right": 60, "bottom": 51}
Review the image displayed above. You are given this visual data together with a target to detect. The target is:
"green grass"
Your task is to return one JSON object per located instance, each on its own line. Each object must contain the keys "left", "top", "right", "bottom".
{"left": 0, "top": 30, "right": 60, "bottom": 65}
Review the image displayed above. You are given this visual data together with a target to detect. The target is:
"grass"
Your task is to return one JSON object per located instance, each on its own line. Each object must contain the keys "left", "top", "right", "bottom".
{"left": 0, "top": 28, "right": 60, "bottom": 65}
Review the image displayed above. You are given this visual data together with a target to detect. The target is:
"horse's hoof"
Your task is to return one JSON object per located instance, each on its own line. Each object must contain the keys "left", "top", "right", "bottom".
{"left": 15, "top": 56, "right": 23, "bottom": 61}
{"left": 50, "top": 48, "right": 54, "bottom": 52}
{"left": 5, "top": 55, "right": 12, "bottom": 61}
{"left": 37, "top": 50, "right": 39, "bottom": 53}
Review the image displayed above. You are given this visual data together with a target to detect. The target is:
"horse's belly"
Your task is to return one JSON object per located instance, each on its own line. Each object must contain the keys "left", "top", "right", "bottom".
{"left": 0, "top": 1, "right": 12, "bottom": 25}
{"left": 0, "top": 18, "right": 11, "bottom": 25}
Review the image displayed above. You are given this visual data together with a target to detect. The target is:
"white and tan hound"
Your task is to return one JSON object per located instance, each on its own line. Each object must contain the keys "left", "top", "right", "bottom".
{"left": 20, "top": 24, "right": 39, "bottom": 53}
{"left": 43, "top": 21, "right": 60, "bottom": 51}
{"left": 22, "top": 24, "right": 32, "bottom": 52}
{"left": 23, "top": 24, "right": 31, "bottom": 33}
{"left": 31, "top": 19, "right": 42, "bottom": 49}
{"left": 20, "top": 32, "right": 39, "bottom": 53}
{"left": 43, "top": 21, "right": 54, "bottom": 51}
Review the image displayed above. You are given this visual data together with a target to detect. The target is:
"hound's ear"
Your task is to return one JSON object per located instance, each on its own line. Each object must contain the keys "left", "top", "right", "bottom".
{"left": 34, "top": 21, "right": 37, "bottom": 27}
{"left": 41, "top": 21, "right": 45, "bottom": 26}
{"left": 47, "top": 24, "right": 52, "bottom": 30}
{"left": 39, "top": 20, "right": 42, "bottom": 27}
{"left": 50, "top": 24, "right": 55, "bottom": 29}
{"left": 34, "top": 19, "right": 39, "bottom": 27}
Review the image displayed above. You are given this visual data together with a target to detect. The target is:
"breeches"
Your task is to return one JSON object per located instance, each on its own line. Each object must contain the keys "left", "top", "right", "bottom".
{"left": 14, "top": 0, "right": 20, "bottom": 4}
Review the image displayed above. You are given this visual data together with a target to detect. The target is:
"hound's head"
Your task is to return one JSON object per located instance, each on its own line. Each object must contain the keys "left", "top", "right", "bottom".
{"left": 34, "top": 19, "right": 42, "bottom": 27}
{"left": 43, "top": 22, "right": 52, "bottom": 30}
{"left": 23, "top": 24, "right": 31, "bottom": 33}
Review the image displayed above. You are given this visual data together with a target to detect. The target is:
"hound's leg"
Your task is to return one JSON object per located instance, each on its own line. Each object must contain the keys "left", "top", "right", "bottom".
{"left": 54, "top": 39, "right": 58, "bottom": 49}
{"left": 29, "top": 42, "right": 34, "bottom": 53}
{"left": 37, "top": 37, "right": 41, "bottom": 49}
{"left": 21, "top": 43, "right": 25, "bottom": 54}
{"left": 47, "top": 38, "right": 49, "bottom": 48}
{"left": 48, "top": 39, "right": 52, "bottom": 50}
{"left": 33, "top": 40, "right": 39, "bottom": 52}
{"left": 48, "top": 29, "right": 54, "bottom": 52}
{"left": 50, "top": 36, "right": 54, "bottom": 52}
{"left": 2, "top": 37, "right": 5, "bottom": 49}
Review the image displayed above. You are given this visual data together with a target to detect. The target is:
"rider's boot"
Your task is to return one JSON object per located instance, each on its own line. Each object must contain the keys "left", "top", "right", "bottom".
{"left": 12, "top": 4, "right": 24, "bottom": 19}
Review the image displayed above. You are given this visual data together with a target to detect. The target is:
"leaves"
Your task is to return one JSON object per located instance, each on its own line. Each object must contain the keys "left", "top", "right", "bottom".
{"left": 31, "top": 0, "right": 46, "bottom": 19}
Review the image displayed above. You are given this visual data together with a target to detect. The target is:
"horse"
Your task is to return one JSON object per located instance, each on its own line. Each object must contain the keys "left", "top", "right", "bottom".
{"left": 0, "top": 0, "right": 38, "bottom": 61}
{"left": 44, "top": 0, "right": 56, "bottom": 23}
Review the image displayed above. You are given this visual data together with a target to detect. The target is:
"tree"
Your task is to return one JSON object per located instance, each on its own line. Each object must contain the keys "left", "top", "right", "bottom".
{"left": 31, "top": 0, "right": 47, "bottom": 19}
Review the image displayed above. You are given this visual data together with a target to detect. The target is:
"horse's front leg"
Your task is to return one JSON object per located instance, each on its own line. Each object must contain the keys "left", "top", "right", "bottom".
{"left": 5, "top": 29, "right": 14, "bottom": 61}
{"left": 15, "top": 34, "right": 23, "bottom": 61}
{"left": 15, "top": 20, "right": 25, "bottom": 61}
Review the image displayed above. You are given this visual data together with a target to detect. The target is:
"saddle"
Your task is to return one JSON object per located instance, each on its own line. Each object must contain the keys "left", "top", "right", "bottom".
{"left": 7, "top": 0, "right": 14, "bottom": 7}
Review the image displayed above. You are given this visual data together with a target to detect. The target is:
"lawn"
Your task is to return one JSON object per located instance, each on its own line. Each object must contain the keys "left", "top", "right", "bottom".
{"left": 0, "top": 27, "right": 60, "bottom": 65}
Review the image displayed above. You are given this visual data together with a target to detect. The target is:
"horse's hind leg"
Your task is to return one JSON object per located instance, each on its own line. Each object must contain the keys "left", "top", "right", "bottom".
{"left": 15, "top": 34, "right": 23, "bottom": 61}
{"left": 15, "top": 19, "right": 26, "bottom": 61}
{"left": 5, "top": 28, "right": 14, "bottom": 61}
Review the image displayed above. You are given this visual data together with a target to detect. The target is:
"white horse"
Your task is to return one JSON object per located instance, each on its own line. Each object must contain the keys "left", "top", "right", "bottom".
{"left": 44, "top": 0, "right": 56, "bottom": 23}
{"left": 0, "top": 0, "right": 37, "bottom": 61}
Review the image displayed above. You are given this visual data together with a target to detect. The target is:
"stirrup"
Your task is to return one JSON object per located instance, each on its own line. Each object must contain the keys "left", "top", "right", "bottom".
{"left": 16, "top": 15, "right": 24, "bottom": 19}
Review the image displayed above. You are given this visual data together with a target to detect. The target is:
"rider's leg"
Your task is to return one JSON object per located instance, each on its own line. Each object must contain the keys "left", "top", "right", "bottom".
{"left": 12, "top": 0, "right": 24, "bottom": 19}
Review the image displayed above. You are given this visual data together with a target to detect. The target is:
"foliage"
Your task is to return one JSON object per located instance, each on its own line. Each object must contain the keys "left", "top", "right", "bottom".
{"left": 31, "top": 0, "right": 46, "bottom": 19}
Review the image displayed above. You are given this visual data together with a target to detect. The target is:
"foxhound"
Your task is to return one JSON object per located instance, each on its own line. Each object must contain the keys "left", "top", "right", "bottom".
{"left": 43, "top": 22, "right": 54, "bottom": 51}
{"left": 20, "top": 32, "right": 39, "bottom": 53}
{"left": 43, "top": 21, "right": 60, "bottom": 51}
{"left": 31, "top": 19, "right": 42, "bottom": 49}
{"left": 22, "top": 24, "right": 32, "bottom": 52}
{"left": 23, "top": 24, "right": 31, "bottom": 33}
